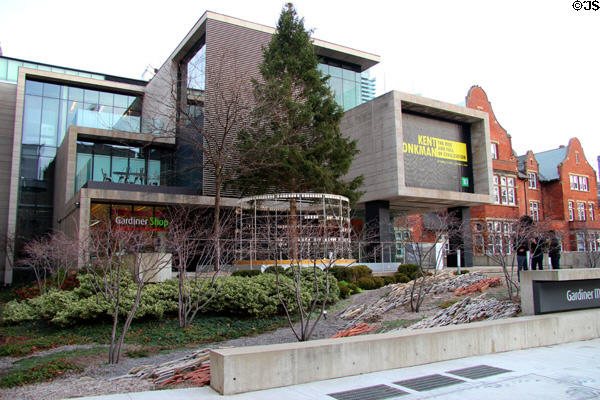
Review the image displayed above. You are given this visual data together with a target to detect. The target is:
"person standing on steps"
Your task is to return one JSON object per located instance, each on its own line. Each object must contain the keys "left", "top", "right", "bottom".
{"left": 548, "top": 230, "right": 561, "bottom": 269}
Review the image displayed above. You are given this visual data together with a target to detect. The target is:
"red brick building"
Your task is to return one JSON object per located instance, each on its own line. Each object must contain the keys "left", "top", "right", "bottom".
{"left": 466, "top": 86, "right": 600, "bottom": 254}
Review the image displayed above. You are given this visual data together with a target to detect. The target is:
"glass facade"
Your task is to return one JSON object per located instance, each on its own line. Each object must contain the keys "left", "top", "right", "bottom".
{"left": 15, "top": 79, "right": 143, "bottom": 248}
{"left": 23, "top": 80, "right": 141, "bottom": 148}
{"left": 0, "top": 56, "right": 105, "bottom": 83}
{"left": 187, "top": 44, "right": 205, "bottom": 91}
{"left": 75, "top": 141, "right": 174, "bottom": 192}
{"left": 318, "top": 61, "right": 362, "bottom": 111}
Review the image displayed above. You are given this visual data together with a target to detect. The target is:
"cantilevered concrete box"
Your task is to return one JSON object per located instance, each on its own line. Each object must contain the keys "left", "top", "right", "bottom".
{"left": 341, "top": 91, "right": 493, "bottom": 213}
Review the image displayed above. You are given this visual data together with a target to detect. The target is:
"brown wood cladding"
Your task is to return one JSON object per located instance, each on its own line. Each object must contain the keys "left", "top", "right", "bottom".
{"left": 202, "top": 19, "right": 271, "bottom": 197}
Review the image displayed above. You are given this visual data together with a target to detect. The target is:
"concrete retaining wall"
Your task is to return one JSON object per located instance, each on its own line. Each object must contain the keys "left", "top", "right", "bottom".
{"left": 210, "top": 308, "right": 600, "bottom": 394}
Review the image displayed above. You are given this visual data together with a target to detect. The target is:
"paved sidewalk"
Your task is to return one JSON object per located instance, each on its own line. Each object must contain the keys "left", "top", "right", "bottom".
{"left": 77, "top": 338, "right": 600, "bottom": 399}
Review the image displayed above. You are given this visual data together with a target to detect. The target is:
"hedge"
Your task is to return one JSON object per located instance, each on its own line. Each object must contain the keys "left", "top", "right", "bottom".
{"left": 2, "top": 269, "right": 339, "bottom": 326}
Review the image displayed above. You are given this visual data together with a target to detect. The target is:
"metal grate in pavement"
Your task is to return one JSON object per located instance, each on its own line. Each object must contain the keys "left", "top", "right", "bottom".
{"left": 446, "top": 364, "right": 512, "bottom": 379}
{"left": 393, "top": 373, "right": 465, "bottom": 391}
{"left": 328, "top": 384, "right": 408, "bottom": 400}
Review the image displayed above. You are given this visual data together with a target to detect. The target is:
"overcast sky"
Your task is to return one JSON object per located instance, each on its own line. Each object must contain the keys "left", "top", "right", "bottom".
{"left": 2, "top": 0, "right": 598, "bottom": 173}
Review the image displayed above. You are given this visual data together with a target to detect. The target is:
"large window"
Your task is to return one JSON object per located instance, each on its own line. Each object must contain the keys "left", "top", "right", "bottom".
{"left": 493, "top": 175, "right": 516, "bottom": 206}
{"left": 23, "top": 80, "right": 141, "bottom": 151}
{"left": 75, "top": 141, "right": 173, "bottom": 192}
{"left": 476, "top": 219, "right": 514, "bottom": 255}
{"left": 318, "top": 61, "right": 362, "bottom": 111}
{"left": 570, "top": 175, "right": 589, "bottom": 192}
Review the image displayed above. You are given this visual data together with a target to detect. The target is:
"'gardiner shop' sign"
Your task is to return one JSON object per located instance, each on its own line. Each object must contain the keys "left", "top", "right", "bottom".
{"left": 533, "top": 279, "right": 600, "bottom": 314}
{"left": 114, "top": 215, "right": 168, "bottom": 231}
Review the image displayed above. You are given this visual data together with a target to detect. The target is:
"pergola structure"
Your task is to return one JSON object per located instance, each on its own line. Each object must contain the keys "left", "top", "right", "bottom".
{"left": 235, "top": 193, "right": 354, "bottom": 269}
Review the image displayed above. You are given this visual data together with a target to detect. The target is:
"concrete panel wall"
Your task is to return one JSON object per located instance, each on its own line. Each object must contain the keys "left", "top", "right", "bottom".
{"left": 0, "top": 82, "right": 16, "bottom": 281}
{"left": 210, "top": 308, "right": 600, "bottom": 395}
{"left": 340, "top": 92, "right": 400, "bottom": 202}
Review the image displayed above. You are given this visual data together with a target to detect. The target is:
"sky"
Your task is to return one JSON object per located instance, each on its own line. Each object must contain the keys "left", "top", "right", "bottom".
{"left": 1, "top": 0, "right": 599, "bottom": 173}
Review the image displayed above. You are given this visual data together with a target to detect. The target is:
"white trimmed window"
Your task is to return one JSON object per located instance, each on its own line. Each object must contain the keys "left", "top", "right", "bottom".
{"left": 528, "top": 172, "right": 537, "bottom": 189}
{"left": 529, "top": 201, "right": 539, "bottom": 221}
{"left": 589, "top": 202, "right": 595, "bottom": 221}
{"left": 577, "top": 202, "right": 586, "bottom": 221}
{"left": 570, "top": 175, "right": 589, "bottom": 192}
{"left": 493, "top": 174, "right": 516, "bottom": 206}
{"left": 568, "top": 201, "right": 574, "bottom": 221}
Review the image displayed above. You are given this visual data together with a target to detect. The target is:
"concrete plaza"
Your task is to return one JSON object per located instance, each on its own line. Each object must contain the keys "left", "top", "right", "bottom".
{"left": 77, "top": 337, "right": 600, "bottom": 400}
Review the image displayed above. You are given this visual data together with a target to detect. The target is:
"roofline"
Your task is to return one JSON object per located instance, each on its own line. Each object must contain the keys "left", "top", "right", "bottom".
{"left": 0, "top": 55, "right": 147, "bottom": 86}
{"left": 166, "top": 10, "right": 380, "bottom": 71}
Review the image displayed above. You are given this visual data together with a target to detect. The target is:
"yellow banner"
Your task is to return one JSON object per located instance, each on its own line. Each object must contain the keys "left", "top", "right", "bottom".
{"left": 403, "top": 134, "right": 468, "bottom": 162}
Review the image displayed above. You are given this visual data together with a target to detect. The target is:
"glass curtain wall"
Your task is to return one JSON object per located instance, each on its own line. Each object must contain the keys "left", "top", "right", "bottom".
{"left": 318, "top": 61, "right": 362, "bottom": 111}
{"left": 0, "top": 56, "right": 105, "bottom": 83}
{"left": 16, "top": 79, "right": 142, "bottom": 248}
{"left": 75, "top": 141, "right": 173, "bottom": 192}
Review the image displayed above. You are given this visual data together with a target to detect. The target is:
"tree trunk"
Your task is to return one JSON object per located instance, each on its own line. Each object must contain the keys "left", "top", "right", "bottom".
{"left": 213, "top": 177, "right": 222, "bottom": 272}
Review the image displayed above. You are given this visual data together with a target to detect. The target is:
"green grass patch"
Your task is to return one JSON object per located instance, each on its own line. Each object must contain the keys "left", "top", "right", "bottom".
{"left": 0, "top": 315, "right": 290, "bottom": 357}
{"left": 0, "top": 359, "right": 82, "bottom": 388}
{"left": 10, "top": 347, "right": 105, "bottom": 372}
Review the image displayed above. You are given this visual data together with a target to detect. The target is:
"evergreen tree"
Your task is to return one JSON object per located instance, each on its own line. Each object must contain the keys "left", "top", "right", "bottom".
{"left": 235, "top": 3, "right": 363, "bottom": 203}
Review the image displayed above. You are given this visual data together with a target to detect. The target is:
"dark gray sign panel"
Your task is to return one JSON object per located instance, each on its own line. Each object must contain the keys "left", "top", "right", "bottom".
{"left": 533, "top": 279, "right": 600, "bottom": 314}
{"left": 402, "top": 112, "right": 473, "bottom": 192}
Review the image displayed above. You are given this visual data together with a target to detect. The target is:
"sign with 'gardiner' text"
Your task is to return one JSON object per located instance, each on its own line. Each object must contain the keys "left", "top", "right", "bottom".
{"left": 532, "top": 279, "right": 600, "bottom": 314}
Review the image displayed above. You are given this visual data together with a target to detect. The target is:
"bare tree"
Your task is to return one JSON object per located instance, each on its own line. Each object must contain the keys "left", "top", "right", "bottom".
{"left": 20, "top": 231, "right": 80, "bottom": 294}
{"left": 272, "top": 219, "right": 349, "bottom": 342}
{"left": 82, "top": 219, "right": 170, "bottom": 364}
{"left": 146, "top": 49, "right": 249, "bottom": 269}
{"left": 237, "top": 194, "right": 352, "bottom": 341}
{"left": 473, "top": 216, "right": 551, "bottom": 299}
{"left": 396, "top": 212, "right": 462, "bottom": 312}
{"left": 165, "top": 206, "right": 235, "bottom": 328}
{"left": 577, "top": 229, "right": 600, "bottom": 268}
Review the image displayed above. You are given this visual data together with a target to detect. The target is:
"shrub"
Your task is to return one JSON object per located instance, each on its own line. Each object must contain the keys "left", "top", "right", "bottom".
{"left": 357, "top": 276, "right": 386, "bottom": 290}
{"left": 231, "top": 269, "right": 261, "bottom": 277}
{"left": 347, "top": 282, "right": 361, "bottom": 294}
{"left": 453, "top": 269, "right": 470, "bottom": 275}
{"left": 383, "top": 275, "right": 396, "bottom": 285}
{"left": 373, "top": 276, "right": 385, "bottom": 288}
{"left": 328, "top": 265, "right": 352, "bottom": 282}
{"left": 349, "top": 265, "right": 373, "bottom": 282}
{"left": 263, "top": 266, "right": 285, "bottom": 274}
{"left": 338, "top": 281, "right": 351, "bottom": 299}
{"left": 397, "top": 264, "right": 420, "bottom": 280}
{"left": 394, "top": 273, "right": 410, "bottom": 283}
{"left": 2, "top": 269, "right": 340, "bottom": 325}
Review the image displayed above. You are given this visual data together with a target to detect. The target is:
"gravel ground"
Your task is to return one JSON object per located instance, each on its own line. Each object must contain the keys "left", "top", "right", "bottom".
{"left": 0, "top": 280, "right": 510, "bottom": 400}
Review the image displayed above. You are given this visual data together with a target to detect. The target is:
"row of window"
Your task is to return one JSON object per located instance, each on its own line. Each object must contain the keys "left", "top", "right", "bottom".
{"left": 568, "top": 201, "right": 595, "bottom": 221}
{"left": 0, "top": 57, "right": 105, "bottom": 83}
{"left": 576, "top": 231, "right": 600, "bottom": 252}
